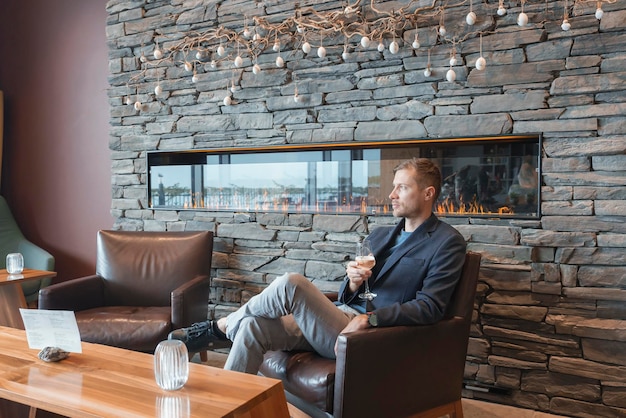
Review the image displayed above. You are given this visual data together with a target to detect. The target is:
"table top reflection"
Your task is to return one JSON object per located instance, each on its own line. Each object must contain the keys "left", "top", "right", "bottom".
{"left": 0, "top": 268, "right": 57, "bottom": 286}
{"left": 0, "top": 326, "right": 289, "bottom": 418}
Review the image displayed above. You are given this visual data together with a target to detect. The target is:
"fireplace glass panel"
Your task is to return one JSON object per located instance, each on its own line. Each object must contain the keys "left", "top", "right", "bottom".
{"left": 147, "top": 135, "right": 541, "bottom": 219}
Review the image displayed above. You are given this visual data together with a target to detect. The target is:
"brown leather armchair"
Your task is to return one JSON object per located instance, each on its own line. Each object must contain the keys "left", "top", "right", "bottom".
{"left": 260, "top": 251, "right": 481, "bottom": 418}
{"left": 38, "top": 230, "right": 213, "bottom": 353}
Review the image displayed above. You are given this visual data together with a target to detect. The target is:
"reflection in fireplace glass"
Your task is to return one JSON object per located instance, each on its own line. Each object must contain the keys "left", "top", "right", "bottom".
{"left": 147, "top": 136, "right": 541, "bottom": 219}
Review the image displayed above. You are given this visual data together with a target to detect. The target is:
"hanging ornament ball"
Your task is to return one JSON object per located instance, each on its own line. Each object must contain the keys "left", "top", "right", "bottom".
{"left": 223, "top": 95, "right": 232, "bottom": 106}
{"left": 517, "top": 12, "right": 528, "bottom": 26}
{"left": 377, "top": 42, "right": 385, "bottom": 52}
{"left": 317, "top": 46, "right": 327, "bottom": 58}
{"left": 154, "top": 85, "right": 163, "bottom": 95}
{"left": 439, "top": 25, "right": 447, "bottom": 36}
{"left": 140, "top": 53, "right": 147, "bottom": 63}
{"left": 252, "top": 63, "right": 261, "bottom": 74}
{"left": 253, "top": 33, "right": 261, "bottom": 41}
{"left": 466, "top": 11, "right": 477, "bottom": 25}
{"left": 153, "top": 48, "right": 163, "bottom": 60}
{"left": 217, "top": 45, "right": 225, "bottom": 56}
{"left": 134, "top": 101, "right": 142, "bottom": 111}
{"left": 424, "top": 67, "right": 432, "bottom": 77}
{"left": 497, "top": 6, "right": 507, "bottom": 16}
{"left": 297, "top": 26, "right": 304, "bottom": 34}
{"left": 125, "top": 96, "right": 133, "bottom": 105}
{"left": 450, "top": 56, "right": 458, "bottom": 66}
{"left": 389, "top": 41, "right": 399, "bottom": 54}
{"left": 276, "top": 56, "right": 285, "bottom": 68}
{"left": 234, "top": 56, "right": 243, "bottom": 68}
{"left": 561, "top": 19, "right": 571, "bottom": 31}
{"left": 195, "top": 51, "right": 204, "bottom": 60}
{"left": 595, "top": 7, "right": 604, "bottom": 19}
{"left": 302, "top": 42, "right": 311, "bottom": 54}
{"left": 192, "top": 73, "right": 199, "bottom": 83}
{"left": 342, "top": 49, "right": 349, "bottom": 60}
{"left": 184, "top": 61, "right": 193, "bottom": 72}
{"left": 243, "top": 28, "right": 252, "bottom": 38}
{"left": 360, "top": 36, "right": 371, "bottom": 48}
{"left": 412, "top": 39, "right": 421, "bottom": 49}
{"left": 446, "top": 68, "right": 457, "bottom": 82}
{"left": 210, "top": 60, "right": 217, "bottom": 69}
{"left": 293, "top": 93, "right": 300, "bottom": 103}
{"left": 273, "top": 41, "right": 280, "bottom": 52}
{"left": 476, "top": 56, "right": 487, "bottom": 70}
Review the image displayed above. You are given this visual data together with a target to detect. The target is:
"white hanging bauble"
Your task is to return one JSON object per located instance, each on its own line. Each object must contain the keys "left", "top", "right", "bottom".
{"left": 476, "top": 56, "right": 487, "bottom": 70}
{"left": 140, "top": 52, "right": 147, "bottom": 63}
{"left": 360, "top": 36, "right": 371, "bottom": 48}
{"left": 223, "top": 95, "right": 232, "bottom": 106}
{"left": 293, "top": 92, "right": 300, "bottom": 103}
{"left": 297, "top": 26, "right": 304, "bottom": 33}
{"left": 195, "top": 50, "right": 204, "bottom": 60}
{"left": 234, "top": 56, "right": 243, "bottom": 68}
{"left": 253, "top": 33, "right": 261, "bottom": 41}
{"left": 217, "top": 45, "right": 225, "bottom": 56}
{"left": 210, "top": 60, "right": 217, "bottom": 69}
{"left": 446, "top": 68, "right": 457, "bottom": 82}
{"left": 125, "top": 96, "right": 133, "bottom": 105}
{"left": 273, "top": 41, "right": 280, "bottom": 52}
{"left": 192, "top": 73, "right": 199, "bottom": 83}
{"left": 439, "top": 25, "right": 447, "bottom": 36}
{"left": 450, "top": 56, "right": 458, "bottom": 66}
{"left": 389, "top": 41, "right": 399, "bottom": 54}
{"left": 517, "top": 12, "right": 528, "bottom": 26}
{"left": 317, "top": 46, "right": 327, "bottom": 58}
{"left": 466, "top": 11, "right": 477, "bottom": 25}
{"left": 377, "top": 42, "right": 385, "bottom": 52}
{"left": 134, "top": 101, "right": 142, "bottom": 111}
{"left": 276, "top": 56, "right": 285, "bottom": 67}
{"left": 342, "top": 48, "right": 349, "bottom": 60}
{"left": 497, "top": 6, "right": 507, "bottom": 16}
{"left": 243, "top": 27, "right": 252, "bottom": 38}
{"left": 595, "top": 7, "right": 604, "bottom": 19}
{"left": 423, "top": 67, "right": 432, "bottom": 77}
{"left": 302, "top": 42, "right": 311, "bottom": 54}
{"left": 412, "top": 35, "right": 420, "bottom": 49}
{"left": 252, "top": 63, "right": 261, "bottom": 74}
{"left": 154, "top": 85, "right": 163, "bottom": 95}
{"left": 153, "top": 48, "right": 163, "bottom": 59}
{"left": 561, "top": 19, "right": 571, "bottom": 31}
{"left": 184, "top": 61, "right": 193, "bottom": 72}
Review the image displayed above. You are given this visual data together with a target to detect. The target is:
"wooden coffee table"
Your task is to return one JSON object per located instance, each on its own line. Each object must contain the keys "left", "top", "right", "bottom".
{"left": 0, "top": 268, "right": 57, "bottom": 328}
{"left": 0, "top": 326, "right": 290, "bottom": 417}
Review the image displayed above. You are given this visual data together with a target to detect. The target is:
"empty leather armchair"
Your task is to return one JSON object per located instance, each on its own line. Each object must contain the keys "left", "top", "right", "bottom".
{"left": 0, "top": 195, "right": 55, "bottom": 304}
{"left": 38, "top": 230, "right": 213, "bottom": 353}
{"left": 260, "top": 251, "right": 482, "bottom": 418}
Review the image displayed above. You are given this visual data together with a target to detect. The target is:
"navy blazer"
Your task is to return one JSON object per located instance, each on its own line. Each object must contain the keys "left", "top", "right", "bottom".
{"left": 338, "top": 214, "right": 467, "bottom": 327}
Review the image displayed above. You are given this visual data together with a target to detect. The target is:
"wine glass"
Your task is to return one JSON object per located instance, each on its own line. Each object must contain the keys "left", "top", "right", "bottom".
{"left": 356, "top": 241, "right": 377, "bottom": 300}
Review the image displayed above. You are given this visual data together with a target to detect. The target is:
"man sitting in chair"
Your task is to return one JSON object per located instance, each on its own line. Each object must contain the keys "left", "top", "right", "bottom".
{"left": 169, "top": 158, "right": 467, "bottom": 374}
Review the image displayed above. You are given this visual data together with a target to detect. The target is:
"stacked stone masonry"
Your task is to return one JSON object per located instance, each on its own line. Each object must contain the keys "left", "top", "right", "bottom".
{"left": 105, "top": 0, "right": 626, "bottom": 416}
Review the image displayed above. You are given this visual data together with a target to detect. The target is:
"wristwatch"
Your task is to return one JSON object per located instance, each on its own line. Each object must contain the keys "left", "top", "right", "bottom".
{"left": 366, "top": 312, "right": 378, "bottom": 327}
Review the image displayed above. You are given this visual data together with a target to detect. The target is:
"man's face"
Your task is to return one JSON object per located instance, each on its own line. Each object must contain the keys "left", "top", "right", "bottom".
{"left": 389, "top": 167, "right": 433, "bottom": 219}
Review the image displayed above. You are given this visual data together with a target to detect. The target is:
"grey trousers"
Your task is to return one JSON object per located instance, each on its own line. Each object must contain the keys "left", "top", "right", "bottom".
{"left": 223, "top": 272, "right": 356, "bottom": 374}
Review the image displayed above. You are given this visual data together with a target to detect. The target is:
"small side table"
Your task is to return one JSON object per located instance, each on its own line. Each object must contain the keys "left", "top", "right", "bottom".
{"left": 0, "top": 268, "right": 57, "bottom": 328}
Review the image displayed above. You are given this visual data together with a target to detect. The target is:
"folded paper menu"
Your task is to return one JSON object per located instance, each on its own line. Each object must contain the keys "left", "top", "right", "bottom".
{"left": 19, "top": 309, "right": 82, "bottom": 353}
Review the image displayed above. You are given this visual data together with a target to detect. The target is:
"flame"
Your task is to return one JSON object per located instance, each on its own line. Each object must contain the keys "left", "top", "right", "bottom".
{"left": 435, "top": 197, "right": 512, "bottom": 216}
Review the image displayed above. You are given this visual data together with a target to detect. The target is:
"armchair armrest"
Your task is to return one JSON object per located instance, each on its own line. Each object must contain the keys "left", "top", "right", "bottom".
{"left": 17, "top": 239, "right": 55, "bottom": 272}
{"left": 334, "top": 317, "right": 470, "bottom": 418}
{"left": 38, "top": 275, "right": 105, "bottom": 311}
{"left": 171, "top": 274, "right": 210, "bottom": 329}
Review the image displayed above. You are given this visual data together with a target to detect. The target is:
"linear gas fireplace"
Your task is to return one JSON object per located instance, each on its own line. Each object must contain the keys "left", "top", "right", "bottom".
{"left": 147, "top": 135, "right": 541, "bottom": 219}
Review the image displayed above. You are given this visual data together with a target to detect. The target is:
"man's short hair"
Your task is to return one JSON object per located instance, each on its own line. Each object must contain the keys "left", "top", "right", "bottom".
{"left": 393, "top": 158, "right": 442, "bottom": 201}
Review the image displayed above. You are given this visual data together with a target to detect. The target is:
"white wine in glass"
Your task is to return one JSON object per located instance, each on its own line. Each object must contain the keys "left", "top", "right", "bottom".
{"left": 356, "top": 241, "right": 377, "bottom": 300}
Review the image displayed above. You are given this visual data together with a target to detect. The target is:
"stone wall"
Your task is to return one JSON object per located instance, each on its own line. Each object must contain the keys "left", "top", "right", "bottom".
{"left": 105, "top": 0, "right": 626, "bottom": 416}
